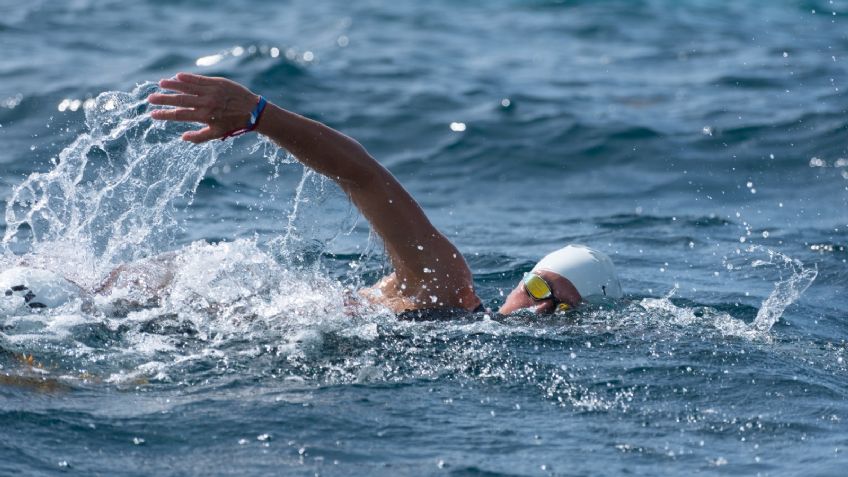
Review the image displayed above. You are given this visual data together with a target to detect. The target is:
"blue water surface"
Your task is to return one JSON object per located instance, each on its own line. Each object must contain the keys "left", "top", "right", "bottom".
{"left": 0, "top": 0, "right": 846, "bottom": 475}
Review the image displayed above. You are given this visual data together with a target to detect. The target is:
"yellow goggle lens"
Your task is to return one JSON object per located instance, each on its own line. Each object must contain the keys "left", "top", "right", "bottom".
{"left": 523, "top": 273, "right": 552, "bottom": 300}
{"left": 557, "top": 303, "right": 570, "bottom": 312}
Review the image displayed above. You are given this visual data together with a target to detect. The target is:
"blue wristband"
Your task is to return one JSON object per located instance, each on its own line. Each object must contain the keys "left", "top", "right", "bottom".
{"left": 247, "top": 96, "right": 267, "bottom": 129}
{"left": 222, "top": 96, "right": 267, "bottom": 140}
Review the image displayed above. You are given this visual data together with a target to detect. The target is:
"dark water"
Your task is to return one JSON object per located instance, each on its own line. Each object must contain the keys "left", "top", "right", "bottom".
{"left": 1, "top": 0, "right": 847, "bottom": 475}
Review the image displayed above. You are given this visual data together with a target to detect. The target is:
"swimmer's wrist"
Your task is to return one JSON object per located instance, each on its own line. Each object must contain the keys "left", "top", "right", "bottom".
{"left": 221, "top": 94, "right": 267, "bottom": 140}
{"left": 253, "top": 101, "right": 277, "bottom": 137}
{"left": 254, "top": 103, "right": 296, "bottom": 140}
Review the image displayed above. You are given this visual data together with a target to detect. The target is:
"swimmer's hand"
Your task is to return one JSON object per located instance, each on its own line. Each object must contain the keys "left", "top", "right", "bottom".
{"left": 147, "top": 73, "right": 260, "bottom": 143}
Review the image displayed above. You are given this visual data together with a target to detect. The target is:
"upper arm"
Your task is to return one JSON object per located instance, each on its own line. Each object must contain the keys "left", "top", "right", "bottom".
{"left": 342, "top": 162, "right": 475, "bottom": 307}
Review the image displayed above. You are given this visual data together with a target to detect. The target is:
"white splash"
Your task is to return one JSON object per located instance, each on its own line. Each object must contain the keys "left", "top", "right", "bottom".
{"left": 2, "top": 82, "right": 227, "bottom": 273}
{"left": 639, "top": 246, "right": 817, "bottom": 338}
{"left": 749, "top": 247, "right": 817, "bottom": 332}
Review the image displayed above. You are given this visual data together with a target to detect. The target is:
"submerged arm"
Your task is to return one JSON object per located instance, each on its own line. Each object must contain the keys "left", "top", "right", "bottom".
{"left": 147, "top": 73, "right": 479, "bottom": 311}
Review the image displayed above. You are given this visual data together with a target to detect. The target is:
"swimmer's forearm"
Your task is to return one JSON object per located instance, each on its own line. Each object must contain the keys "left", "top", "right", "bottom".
{"left": 255, "top": 103, "right": 383, "bottom": 189}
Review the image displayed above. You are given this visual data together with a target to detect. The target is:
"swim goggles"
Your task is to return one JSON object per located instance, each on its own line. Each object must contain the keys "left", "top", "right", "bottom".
{"left": 523, "top": 272, "right": 571, "bottom": 312}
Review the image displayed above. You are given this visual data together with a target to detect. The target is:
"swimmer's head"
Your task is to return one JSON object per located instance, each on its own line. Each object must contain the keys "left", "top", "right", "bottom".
{"left": 498, "top": 244, "right": 622, "bottom": 315}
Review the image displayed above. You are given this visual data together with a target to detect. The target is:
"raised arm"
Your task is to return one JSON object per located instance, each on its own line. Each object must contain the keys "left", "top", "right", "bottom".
{"left": 147, "top": 73, "right": 479, "bottom": 312}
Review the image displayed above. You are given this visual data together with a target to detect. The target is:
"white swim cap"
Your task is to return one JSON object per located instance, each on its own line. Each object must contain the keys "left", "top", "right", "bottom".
{"left": 532, "top": 245, "right": 623, "bottom": 301}
{"left": 0, "top": 267, "right": 84, "bottom": 309}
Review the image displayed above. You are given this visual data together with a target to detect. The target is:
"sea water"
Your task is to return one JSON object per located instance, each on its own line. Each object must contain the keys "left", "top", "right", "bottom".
{"left": 0, "top": 1, "right": 846, "bottom": 475}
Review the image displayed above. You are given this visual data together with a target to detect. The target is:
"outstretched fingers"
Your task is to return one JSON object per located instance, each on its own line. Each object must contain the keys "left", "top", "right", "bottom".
{"left": 150, "top": 108, "right": 206, "bottom": 123}
{"left": 175, "top": 72, "right": 219, "bottom": 85}
{"left": 150, "top": 73, "right": 242, "bottom": 142}
{"left": 147, "top": 93, "right": 206, "bottom": 108}
{"left": 157, "top": 78, "right": 207, "bottom": 95}
{"left": 182, "top": 126, "right": 221, "bottom": 143}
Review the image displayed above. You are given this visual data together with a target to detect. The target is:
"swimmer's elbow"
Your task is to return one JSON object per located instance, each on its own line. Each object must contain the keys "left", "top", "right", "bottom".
{"left": 337, "top": 144, "right": 390, "bottom": 191}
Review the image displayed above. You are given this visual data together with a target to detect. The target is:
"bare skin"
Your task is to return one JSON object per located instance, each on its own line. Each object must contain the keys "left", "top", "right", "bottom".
{"left": 148, "top": 73, "right": 479, "bottom": 314}
{"left": 497, "top": 269, "right": 582, "bottom": 315}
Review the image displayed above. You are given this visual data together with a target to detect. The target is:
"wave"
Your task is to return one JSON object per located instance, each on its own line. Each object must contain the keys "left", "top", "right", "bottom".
{"left": 596, "top": 213, "right": 732, "bottom": 229}
{"left": 712, "top": 74, "right": 786, "bottom": 89}
{"left": 0, "top": 237, "right": 820, "bottom": 405}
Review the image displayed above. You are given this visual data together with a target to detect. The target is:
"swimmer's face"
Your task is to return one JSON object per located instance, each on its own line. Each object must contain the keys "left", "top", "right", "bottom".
{"left": 498, "top": 269, "right": 581, "bottom": 315}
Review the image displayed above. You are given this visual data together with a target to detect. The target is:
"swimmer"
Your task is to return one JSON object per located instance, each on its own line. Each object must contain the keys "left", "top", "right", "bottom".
{"left": 2, "top": 75, "right": 621, "bottom": 317}
{"left": 143, "top": 73, "right": 623, "bottom": 317}
{"left": 1, "top": 74, "right": 623, "bottom": 317}
{"left": 0, "top": 73, "right": 622, "bottom": 319}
